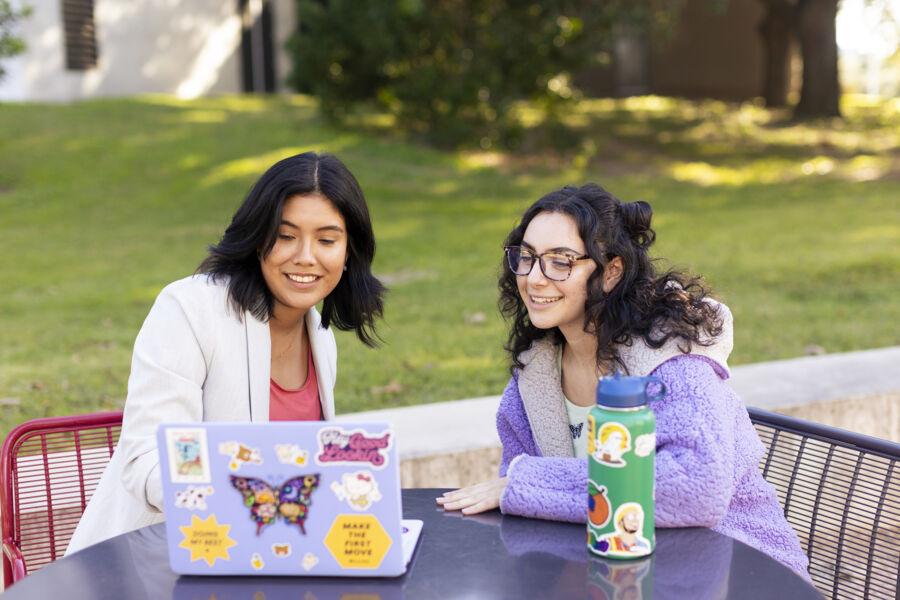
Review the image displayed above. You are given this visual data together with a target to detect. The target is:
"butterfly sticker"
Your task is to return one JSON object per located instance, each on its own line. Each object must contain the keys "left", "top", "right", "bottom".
{"left": 229, "top": 474, "right": 320, "bottom": 535}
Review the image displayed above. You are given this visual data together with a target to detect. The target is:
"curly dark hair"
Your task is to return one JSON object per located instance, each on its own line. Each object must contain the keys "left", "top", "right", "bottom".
{"left": 198, "top": 152, "right": 385, "bottom": 347}
{"left": 499, "top": 184, "right": 723, "bottom": 373}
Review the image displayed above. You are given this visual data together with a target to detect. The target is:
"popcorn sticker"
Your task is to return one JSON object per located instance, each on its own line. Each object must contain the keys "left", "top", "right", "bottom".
{"left": 218, "top": 441, "right": 263, "bottom": 471}
{"left": 275, "top": 443, "right": 309, "bottom": 466}
{"left": 331, "top": 471, "right": 383, "bottom": 510}
{"left": 251, "top": 552, "right": 265, "bottom": 570}
{"left": 634, "top": 433, "right": 656, "bottom": 458}
{"left": 175, "top": 485, "right": 214, "bottom": 511}
{"left": 301, "top": 552, "right": 319, "bottom": 572}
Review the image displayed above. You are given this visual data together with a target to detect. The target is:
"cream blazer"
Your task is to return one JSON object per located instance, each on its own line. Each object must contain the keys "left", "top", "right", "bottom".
{"left": 66, "top": 275, "right": 337, "bottom": 553}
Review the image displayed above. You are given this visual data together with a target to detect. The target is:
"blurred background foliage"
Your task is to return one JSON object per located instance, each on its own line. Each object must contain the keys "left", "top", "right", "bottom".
{"left": 286, "top": 0, "right": 877, "bottom": 147}
{"left": 0, "top": 0, "right": 30, "bottom": 81}
{"left": 288, "top": 0, "right": 685, "bottom": 148}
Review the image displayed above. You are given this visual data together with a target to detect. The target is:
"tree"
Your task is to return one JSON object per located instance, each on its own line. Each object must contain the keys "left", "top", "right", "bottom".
{"left": 794, "top": 0, "right": 841, "bottom": 117}
{"left": 0, "top": 0, "right": 29, "bottom": 82}
{"left": 288, "top": 0, "right": 682, "bottom": 148}
{"left": 756, "top": 0, "right": 842, "bottom": 118}
{"left": 758, "top": 0, "right": 795, "bottom": 107}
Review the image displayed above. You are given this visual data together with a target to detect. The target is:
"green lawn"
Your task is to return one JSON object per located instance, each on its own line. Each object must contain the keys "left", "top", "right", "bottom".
{"left": 1, "top": 94, "right": 898, "bottom": 436}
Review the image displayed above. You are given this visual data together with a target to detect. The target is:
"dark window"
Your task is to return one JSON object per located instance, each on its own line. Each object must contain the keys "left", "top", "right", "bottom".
{"left": 239, "top": 0, "right": 276, "bottom": 93}
{"left": 61, "top": 0, "right": 98, "bottom": 70}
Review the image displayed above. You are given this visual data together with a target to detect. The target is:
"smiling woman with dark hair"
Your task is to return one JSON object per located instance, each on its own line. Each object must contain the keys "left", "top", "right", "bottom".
{"left": 67, "top": 152, "right": 385, "bottom": 553}
{"left": 438, "top": 183, "right": 811, "bottom": 581}
{"left": 198, "top": 152, "right": 383, "bottom": 346}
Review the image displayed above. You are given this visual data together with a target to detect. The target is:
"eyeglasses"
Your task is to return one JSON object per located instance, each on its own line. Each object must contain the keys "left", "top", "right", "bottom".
{"left": 504, "top": 245, "right": 592, "bottom": 282}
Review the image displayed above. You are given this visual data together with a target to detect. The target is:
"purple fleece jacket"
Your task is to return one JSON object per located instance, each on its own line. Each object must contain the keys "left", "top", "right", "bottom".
{"left": 497, "top": 354, "right": 811, "bottom": 580}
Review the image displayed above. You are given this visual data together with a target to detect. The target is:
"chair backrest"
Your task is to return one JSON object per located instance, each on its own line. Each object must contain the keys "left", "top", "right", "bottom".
{"left": 1, "top": 412, "right": 122, "bottom": 587}
{"left": 748, "top": 407, "right": 899, "bottom": 600}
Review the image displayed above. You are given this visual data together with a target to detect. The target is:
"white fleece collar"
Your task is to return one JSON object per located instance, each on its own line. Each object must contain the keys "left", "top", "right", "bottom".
{"left": 517, "top": 301, "right": 733, "bottom": 457}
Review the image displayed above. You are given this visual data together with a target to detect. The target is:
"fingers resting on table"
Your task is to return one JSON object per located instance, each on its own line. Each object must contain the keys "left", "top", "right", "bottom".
{"left": 436, "top": 477, "right": 508, "bottom": 515}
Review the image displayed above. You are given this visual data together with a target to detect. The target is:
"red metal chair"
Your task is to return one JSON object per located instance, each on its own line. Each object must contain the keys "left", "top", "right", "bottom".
{"left": 1, "top": 412, "right": 122, "bottom": 587}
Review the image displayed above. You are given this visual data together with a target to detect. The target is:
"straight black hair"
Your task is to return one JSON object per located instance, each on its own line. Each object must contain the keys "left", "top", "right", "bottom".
{"left": 198, "top": 152, "right": 385, "bottom": 347}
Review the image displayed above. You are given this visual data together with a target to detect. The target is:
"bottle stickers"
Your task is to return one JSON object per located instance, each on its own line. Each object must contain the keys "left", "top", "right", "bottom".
{"left": 634, "top": 433, "right": 655, "bottom": 458}
{"left": 593, "top": 503, "right": 652, "bottom": 555}
{"left": 587, "top": 413, "right": 655, "bottom": 559}
{"left": 591, "top": 422, "right": 631, "bottom": 467}
{"left": 588, "top": 481, "right": 612, "bottom": 528}
{"left": 164, "top": 429, "right": 397, "bottom": 573}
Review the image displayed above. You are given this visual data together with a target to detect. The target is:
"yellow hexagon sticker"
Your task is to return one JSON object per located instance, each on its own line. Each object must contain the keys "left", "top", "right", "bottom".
{"left": 324, "top": 514, "right": 393, "bottom": 569}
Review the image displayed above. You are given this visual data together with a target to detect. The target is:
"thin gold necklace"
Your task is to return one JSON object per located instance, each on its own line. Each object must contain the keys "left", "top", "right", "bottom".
{"left": 272, "top": 323, "right": 304, "bottom": 362}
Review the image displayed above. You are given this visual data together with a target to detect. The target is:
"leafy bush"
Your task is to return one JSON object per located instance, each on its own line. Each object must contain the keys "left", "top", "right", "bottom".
{"left": 288, "top": 0, "right": 626, "bottom": 148}
{"left": 0, "top": 1, "right": 30, "bottom": 81}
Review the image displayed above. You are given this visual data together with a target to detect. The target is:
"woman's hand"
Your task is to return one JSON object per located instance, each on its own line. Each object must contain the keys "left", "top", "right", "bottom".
{"left": 436, "top": 477, "right": 508, "bottom": 515}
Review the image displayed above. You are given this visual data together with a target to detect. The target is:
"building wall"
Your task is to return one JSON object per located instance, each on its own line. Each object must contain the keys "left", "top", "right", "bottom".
{"left": 576, "top": 0, "right": 767, "bottom": 100}
{"left": 648, "top": 0, "right": 766, "bottom": 100}
{"left": 1, "top": 0, "right": 250, "bottom": 102}
{"left": 272, "top": 0, "right": 297, "bottom": 93}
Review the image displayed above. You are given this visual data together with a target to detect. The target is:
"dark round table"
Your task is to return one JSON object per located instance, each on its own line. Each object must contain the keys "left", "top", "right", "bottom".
{"left": 6, "top": 489, "right": 821, "bottom": 599}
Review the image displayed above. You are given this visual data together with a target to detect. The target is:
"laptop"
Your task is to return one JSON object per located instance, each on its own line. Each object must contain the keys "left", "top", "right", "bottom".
{"left": 157, "top": 421, "right": 423, "bottom": 577}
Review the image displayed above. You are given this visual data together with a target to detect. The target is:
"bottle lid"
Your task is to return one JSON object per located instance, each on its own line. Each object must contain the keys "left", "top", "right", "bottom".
{"left": 595, "top": 372, "right": 666, "bottom": 408}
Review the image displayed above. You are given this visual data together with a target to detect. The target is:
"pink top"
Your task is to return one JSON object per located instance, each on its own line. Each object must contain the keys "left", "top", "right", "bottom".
{"left": 269, "top": 345, "right": 322, "bottom": 421}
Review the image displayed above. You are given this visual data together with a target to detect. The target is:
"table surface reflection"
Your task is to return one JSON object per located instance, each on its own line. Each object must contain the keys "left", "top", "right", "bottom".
{"left": 6, "top": 489, "right": 821, "bottom": 599}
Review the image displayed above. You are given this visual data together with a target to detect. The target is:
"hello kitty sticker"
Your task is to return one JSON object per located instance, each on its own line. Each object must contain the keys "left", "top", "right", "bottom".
{"left": 331, "top": 470, "right": 383, "bottom": 510}
{"left": 315, "top": 427, "right": 392, "bottom": 469}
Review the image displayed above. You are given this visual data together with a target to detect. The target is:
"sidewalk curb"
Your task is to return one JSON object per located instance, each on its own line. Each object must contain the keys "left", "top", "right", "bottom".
{"left": 340, "top": 346, "right": 900, "bottom": 469}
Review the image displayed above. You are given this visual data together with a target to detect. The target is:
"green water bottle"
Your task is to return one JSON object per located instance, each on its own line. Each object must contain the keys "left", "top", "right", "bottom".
{"left": 587, "top": 372, "right": 665, "bottom": 559}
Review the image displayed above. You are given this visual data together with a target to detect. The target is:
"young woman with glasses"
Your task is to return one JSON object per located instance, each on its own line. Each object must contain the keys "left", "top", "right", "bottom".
{"left": 67, "top": 152, "right": 385, "bottom": 553}
{"left": 438, "top": 184, "right": 810, "bottom": 579}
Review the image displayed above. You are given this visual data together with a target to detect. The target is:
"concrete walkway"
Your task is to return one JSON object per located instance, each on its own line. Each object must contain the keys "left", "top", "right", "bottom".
{"left": 729, "top": 345, "right": 900, "bottom": 410}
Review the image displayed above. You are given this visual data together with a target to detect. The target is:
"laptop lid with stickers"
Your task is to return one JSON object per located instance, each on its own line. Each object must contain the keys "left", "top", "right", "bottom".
{"left": 157, "top": 421, "right": 421, "bottom": 577}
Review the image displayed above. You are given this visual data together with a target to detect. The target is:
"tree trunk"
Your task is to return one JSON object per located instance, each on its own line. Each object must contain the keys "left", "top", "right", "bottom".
{"left": 758, "top": 1, "right": 795, "bottom": 107}
{"left": 794, "top": 0, "right": 841, "bottom": 118}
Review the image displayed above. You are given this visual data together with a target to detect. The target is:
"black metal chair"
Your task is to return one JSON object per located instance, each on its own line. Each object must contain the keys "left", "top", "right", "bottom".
{"left": 748, "top": 407, "right": 899, "bottom": 600}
